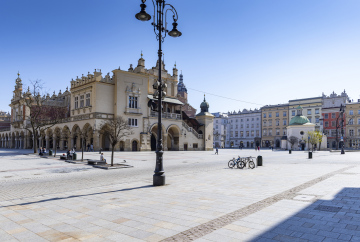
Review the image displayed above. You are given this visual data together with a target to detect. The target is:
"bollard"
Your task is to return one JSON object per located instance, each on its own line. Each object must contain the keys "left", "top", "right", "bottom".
{"left": 49, "top": 150, "right": 53, "bottom": 156}
{"left": 308, "top": 151, "right": 312, "bottom": 159}
{"left": 289, "top": 150, "right": 292, "bottom": 154}
{"left": 257, "top": 156, "right": 263, "bottom": 166}
{"left": 73, "top": 153, "right": 77, "bottom": 160}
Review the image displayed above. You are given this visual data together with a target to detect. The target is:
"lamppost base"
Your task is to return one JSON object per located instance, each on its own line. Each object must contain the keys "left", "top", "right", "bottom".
{"left": 153, "top": 174, "right": 165, "bottom": 186}
{"left": 341, "top": 150, "right": 345, "bottom": 154}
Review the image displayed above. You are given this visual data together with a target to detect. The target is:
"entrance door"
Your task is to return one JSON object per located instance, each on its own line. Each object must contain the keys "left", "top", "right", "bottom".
{"left": 132, "top": 140, "right": 138, "bottom": 151}
{"left": 301, "top": 144, "right": 305, "bottom": 150}
{"left": 184, "top": 144, "right": 188, "bottom": 151}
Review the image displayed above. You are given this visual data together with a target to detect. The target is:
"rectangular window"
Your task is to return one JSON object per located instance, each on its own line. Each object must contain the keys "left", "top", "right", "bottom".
{"left": 85, "top": 93, "right": 91, "bottom": 106}
{"left": 350, "top": 110, "right": 354, "bottom": 115}
{"left": 316, "top": 118, "right": 319, "bottom": 123}
{"left": 307, "top": 109, "right": 311, "bottom": 115}
{"left": 349, "top": 130, "right": 354, "bottom": 136}
{"left": 283, "top": 120, "right": 287, "bottom": 125}
{"left": 276, "top": 120, "right": 280, "bottom": 126}
{"left": 216, "top": 120, "right": 218, "bottom": 123}
{"left": 252, "top": 118, "right": 254, "bottom": 121}
{"left": 75, "top": 96, "right": 79, "bottom": 109}
{"left": 263, "top": 113, "right": 266, "bottom": 118}
{"left": 308, "top": 118, "right": 312, "bottom": 123}
{"left": 241, "top": 124, "right": 243, "bottom": 128}
{"left": 129, "top": 96, "right": 138, "bottom": 108}
{"left": 216, "top": 125, "right": 218, "bottom": 129}
{"left": 269, "top": 129, "right": 272, "bottom": 136}
{"left": 283, "top": 111, "right": 287, "bottom": 117}
{"left": 269, "top": 120, "right": 272, "bottom": 126}
{"left": 230, "top": 132, "right": 233, "bottom": 137}
{"left": 292, "top": 110, "right": 295, "bottom": 116}
{"left": 246, "top": 131, "right": 249, "bottom": 137}
{"left": 263, "top": 121, "right": 266, "bottom": 127}
{"left": 331, "top": 113, "right": 336, "bottom": 119}
{"left": 349, "top": 119, "right": 354, "bottom": 125}
{"left": 276, "top": 129, "right": 280, "bottom": 135}
{"left": 256, "top": 123, "right": 259, "bottom": 128}
{"left": 276, "top": 112, "right": 279, "bottom": 117}
{"left": 128, "top": 118, "right": 138, "bottom": 127}
{"left": 358, "top": 118, "right": 360, "bottom": 125}
{"left": 235, "top": 131, "right": 238, "bottom": 137}
{"left": 283, "top": 130, "right": 286, "bottom": 135}
{"left": 325, "top": 121, "right": 329, "bottom": 127}
{"left": 269, "top": 113, "right": 272, "bottom": 118}
{"left": 358, "top": 110, "right": 360, "bottom": 115}
{"left": 331, "top": 130, "right": 336, "bottom": 136}
{"left": 251, "top": 124, "right": 254, "bottom": 128}
{"left": 80, "top": 95, "right": 84, "bottom": 108}
{"left": 251, "top": 130, "right": 254, "bottom": 136}
{"left": 315, "top": 109, "right": 319, "bottom": 114}
{"left": 240, "top": 131, "right": 244, "bottom": 137}
{"left": 256, "top": 130, "right": 259, "bottom": 136}
{"left": 331, "top": 121, "right": 335, "bottom": 127}
{"left": 263, "top": 130, "right": 267, "bottom": 136}
{"left": 246, "top": 124, "right": 249, "bottom": 128}
{"left": 193, "top": 143, "right": 198, "bottom": 148}
{"left": 324, "top": 113, "right": 329, "bottom": 119}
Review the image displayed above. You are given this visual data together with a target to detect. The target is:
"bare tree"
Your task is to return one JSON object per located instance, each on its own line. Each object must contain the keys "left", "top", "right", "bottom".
{"left": 23, "top": 80, "right": 68, "bottom": 153}
{"left": 78, "top": 125, "right": 93, "bottom": 161}
{"left": 99, "top": 116, "right": 133, "bottom": 166}
{"left": 287, "top": 136, "right": 298, "bottom": 150}
{"left": 53, "top": 128, "right": 61, "bottom": 157}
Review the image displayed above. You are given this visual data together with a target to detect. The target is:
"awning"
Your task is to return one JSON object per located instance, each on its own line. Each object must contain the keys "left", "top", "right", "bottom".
{"left": 147, "top": 95, "right": 184, "bottom": 105}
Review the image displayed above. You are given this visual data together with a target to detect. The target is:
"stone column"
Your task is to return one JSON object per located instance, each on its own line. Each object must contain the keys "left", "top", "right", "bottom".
{"left": 163, "top": 134, "right": 168, "bottom": 151}
{"left": 60, "top": 137, "right": 64, "bottom": 150}
{"left": 15, "top": 138, "right": 18, "bottom": 149}
{"left": 45, "top": 135, "right": 50, "bottom": 150}
{"left": 52, "top": 135, "right": 56, "bottom": 150}
{"left": 93, "top": 131, "right": 100, "bottom": 151}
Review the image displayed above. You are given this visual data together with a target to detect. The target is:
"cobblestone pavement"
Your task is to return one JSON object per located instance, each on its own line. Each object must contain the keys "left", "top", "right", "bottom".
{"left": 1, "top": 148, "right": 360, "bottom": 241}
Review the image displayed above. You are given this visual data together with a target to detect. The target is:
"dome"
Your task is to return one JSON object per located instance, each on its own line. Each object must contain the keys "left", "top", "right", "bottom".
{"left": 200, "top": 94, "right": 209, "bottom": 113}
{"left": 289, "top": 115, "right": 310, "bottom": 125}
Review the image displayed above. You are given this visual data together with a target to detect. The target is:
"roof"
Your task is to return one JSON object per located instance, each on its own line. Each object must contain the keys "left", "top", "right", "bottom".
{"left": 289, "top": 115, "right": 310, "bottom": 125}
{"left": 147, "top": 95, "right": 183, "bottom": 105}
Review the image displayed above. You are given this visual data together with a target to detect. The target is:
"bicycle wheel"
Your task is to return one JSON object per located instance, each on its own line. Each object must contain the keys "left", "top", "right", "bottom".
{"left": 237, "top": 160, "right": 246, "bottom": 169}
{"left": 249, "top": 160, "right": 255, "bottom": 169}
{"left": 228, "top": 159, "right": 235, "bottom": 168}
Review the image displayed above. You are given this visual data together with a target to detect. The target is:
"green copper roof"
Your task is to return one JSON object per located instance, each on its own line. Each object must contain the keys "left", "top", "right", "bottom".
{"left": 289, "top": 115, "right": 310, "bottom": 125}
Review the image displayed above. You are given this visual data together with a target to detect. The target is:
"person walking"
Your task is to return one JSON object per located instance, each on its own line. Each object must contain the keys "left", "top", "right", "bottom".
{"left": 90, "top": 144, "right": 94, "bottom": 152}
{"left": 215, "top": 147, "right": 218, "bottom": 155}
{"left": 258, "top": 146, "right": 260, "bottom": 151}
{"left": 87, "top": 143, "right": 90, "bottom": 152}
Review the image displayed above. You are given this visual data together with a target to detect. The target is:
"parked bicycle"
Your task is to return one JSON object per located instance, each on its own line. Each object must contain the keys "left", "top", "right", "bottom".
{"left": 228, "top": 156, "right": 243, "bottom": 169}
{"left": 237, "top": 156, "right": 256, "bottom": 169}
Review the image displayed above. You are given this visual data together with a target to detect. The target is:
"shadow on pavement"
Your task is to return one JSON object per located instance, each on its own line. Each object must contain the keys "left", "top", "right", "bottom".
{"left": 251, "top": 187, "right": 360, "bottom": 241}
{"left": 1, "top": 185, "right": 153, "bottom": 208}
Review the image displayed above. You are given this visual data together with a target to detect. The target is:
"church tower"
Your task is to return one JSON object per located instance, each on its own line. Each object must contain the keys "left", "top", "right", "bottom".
{"left": 196, "top": 95, "right": 214, "bottom": 151}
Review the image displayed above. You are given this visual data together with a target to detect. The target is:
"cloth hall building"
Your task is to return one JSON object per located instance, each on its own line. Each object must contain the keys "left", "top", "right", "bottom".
{"left": 0, "top": 56, "right": 214, "bottom": 152}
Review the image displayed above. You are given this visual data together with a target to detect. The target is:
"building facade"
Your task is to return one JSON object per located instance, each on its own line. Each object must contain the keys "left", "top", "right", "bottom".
{"left": 212, "top": 112, "right": 228, "bottom": 148}
{"left": 0, "top": 56, "right": 213, "bottom": 152}
{"left": 261, "top": 104, "right": 289, "bottom": 148}
{"left": 289, "top": 97, "right": 323, "bottom": 131}
{"left": 346, "top": 100, "right": 360, "bottom": 149}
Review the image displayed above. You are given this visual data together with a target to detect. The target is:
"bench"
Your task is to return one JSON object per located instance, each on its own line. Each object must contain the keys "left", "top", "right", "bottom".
{"left": 88, "top": 160, "right": 106, "bottom": 165}
{"left": 60, "top": 155, "right": 67, "bottom": 160}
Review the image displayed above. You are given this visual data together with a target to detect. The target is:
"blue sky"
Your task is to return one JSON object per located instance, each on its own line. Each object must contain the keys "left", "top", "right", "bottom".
{"left": 1, "top": 0, "right": 359, "bottom": 113}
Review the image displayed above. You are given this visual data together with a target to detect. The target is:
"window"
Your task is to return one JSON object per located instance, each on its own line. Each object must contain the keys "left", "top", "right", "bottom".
{"left": 331, "top": 121, "right": 335, "bottom": 127}
{"left": 236, "top": 119, "right": 238, "bottom": 122}
{"left": 246, "top": 124, "right": 249, "bottom": 128}
{"left": 75, "top": 96, "right": 79, "bottom": 109}
{"left": 315, "top": 109, "right": 319, "bottom": 114}
{"left": 325, "top": 121, "right": 329, "bottom": 127}
{"left": 276, "top": 120, "right": 280, "bottom": 126}
{"left": 263, "top": 113, "right": 266, "bottom": 118}
{"left": 216, "top": 120, "right": 218, "bottom": 123}
{"left": 129, "top": 96, "right": 138, "bottom": 108}
{"left": 276, "top": 129, "right": 280, "bottom": 135}
{"left": 247, "top": 118, "right": 249, "bottom": 121}
{"left": 251, "top": 124, "right": 254, "bottom": 128}
{"left": 283, "top": 130, "right": 286, "bottom": 135}
{"left": 263, "top": 129, "right": 267, "bottom": 136}
{"left": 85, "top": 93, "right": 91, "bottom": 106}
{"left": 235, "top": 131, "right": 238, "bottom": 137}
{"left": 241, "top": 124, "right": 243, "bottom": 128}
{"left": 269, "top": 113, "right": 272, "bottom": 118}
{"left": 283, "top": 120, "right": 287, "bottom": 125}
{"left": 241, "top": 119, "right": 243, "bottom": 122}
{"left": 256, "top": 130, "right": 259, "bottom": 136}
{"left": 269, "top": 129, "right": 272, "bottom": 136}
{"left": 230, "top": 132, "right": 233, "bottom": 137}
{"left": 324, "top": 114, "right": 329, "bottom": 119}
{"left": 358, "top": 110, "right": 360, "bottom": 115}
{"left": 320, "top": 120, "right": 323, "bottom": 125}
{"left": 349, "top": 119, "right": 354, "bottom": 125}
{"left": 358, "top": 118, "right": 360, "bottom": 125}
{"left": 80, "top": 95, "right": 84, "bottom": 108}
{"left": 331, "top": 113, "right": 336, "bottom": 119}
{"left": 240, "top": 131, "right": 244, "bottom": 137}
{"left": 316, "top": 118, "right": 319, "bottom": 123}
{"left": 235, "top": 125, "right": 238, "bottom": 129}
{"left": 307, "top": 109, "right": 311, "bottom": 115}
{"left": 193, "top": 143, "right": 198, "bottom": 148}
{"left": 257, "top": 117, "right": 259, "bottom": 120}
{"left": 128, "top": 118, "right": 138, "bottom": 127}
{"left": 276, "top": 112, "right": 279, "bottom": 117}
{"left": 269, "top": 120, "right": 272, "bottom": 126}
{"left": 283, "top": 111, "right": 287, "bottom": 117}
{"left": 292, "top": 110, "right": 295, "bottom": 116}
{"left": 246, "top": 131, "right": 249, "bottom": 137}
{"left": 349, "top": 130, "right": 354, "bottom": 136}
{"left": 252, "top": 118, "right": 254, "bottom": 121}
{"left": 216, "top": 125, "right": 218, "bottom": 129}
{"left": 251, "top": 130, "right": 254, "bottom": 136}
{"left": 350, "top": 110, "right": 354, "bottom": 115}
{"left": 263, "top": 121, "right": 266, "bottom": 127}
{"left": 256, "top": 123, "right": 259, "bottom": 128}
{"left": 308, "top": 118, "right": 311, "bottom": 123}
{"left": 331, "top": 130, "right": 336, "bottom": 136}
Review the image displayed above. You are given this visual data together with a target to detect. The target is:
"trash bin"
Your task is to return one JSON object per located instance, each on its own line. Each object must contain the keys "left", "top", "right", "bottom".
{"left": 73, "top": 153, "right": 77, "bottom": 160}
{"left": 289, "top": 150, "right": 292, "bottom": 154}
{"left": 308, "top": 152, "right": 312, "bottom": 159}
{"left": 99, "top": 148, "right": 103, "bottom": 154}
{"left": 49, "top": 150, "right": 53, "bottom": 156}
{"left": 257, "top": 155, "right": 263, "bottom": 166}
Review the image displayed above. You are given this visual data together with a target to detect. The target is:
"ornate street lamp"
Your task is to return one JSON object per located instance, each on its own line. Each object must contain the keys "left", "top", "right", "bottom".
{"left": 340, "top": 104, "right": 345, "bottom": 154}
{"left": 135, "top": 0, "right": 182, "bottom": 186}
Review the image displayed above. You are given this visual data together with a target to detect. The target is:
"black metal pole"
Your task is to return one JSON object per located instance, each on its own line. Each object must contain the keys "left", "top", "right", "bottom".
{"left": 154, "top": 0, "right": 165, "bottom": 186}
{"left": 341, "top": 108, "right": 345, "bottom": 154}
